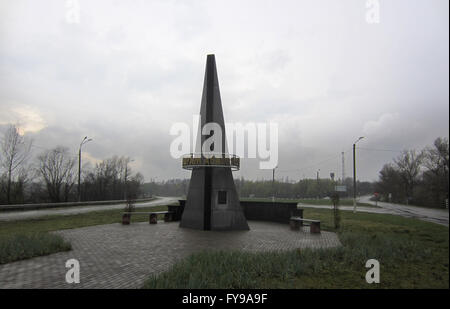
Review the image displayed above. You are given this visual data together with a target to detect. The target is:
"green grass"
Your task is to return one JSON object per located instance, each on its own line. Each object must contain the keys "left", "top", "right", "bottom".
{"left": 376, "top": 200, "right": 448, "bottom": 210}
{"left": 297, "top": 198, "right": 375, "bottom": 207}
{"left": 0, "top": 205, "right": 168, "bottom": 238}
{"left": 143, "top": 208, "right": 449, "bottom": 289}
{"left": 0, "top": 205, "right": 168, "bottom": 264}
{"left": 0, "top": 233, "right": 71, "bottom": 264}
{"left": 1, "top": 203, "right": 448, "bottom": 288}
{"left": 240, "top": 197, "right": 375, "bottom": 207}
{"left": 0, "top": 197, "right": 156, "bottom": 213}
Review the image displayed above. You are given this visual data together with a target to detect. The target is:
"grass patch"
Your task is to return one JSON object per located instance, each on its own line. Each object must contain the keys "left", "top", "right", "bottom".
{"left": 240, "top": 197, "right": 375, "bottom": 207}
{"left": 0, "top": 205, "right": 168, "bottom": 264}
{"left": 0, "top": 233, "right": 71, "bottom": 265}
{"left": 297, "top": 198, "right": 375, "bottom": 207}
{"left": 0, "top": 197, "right": 157, "bottom": 213}
{"left": 0, "top": 205, "right": 168, "bottom": 238}
{"left": 143, "top": 209, "right": 449, "bottom": 289}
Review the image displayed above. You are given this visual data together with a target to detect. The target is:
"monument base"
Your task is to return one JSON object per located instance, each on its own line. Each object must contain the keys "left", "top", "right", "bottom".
{"left": 180, "top": 167, "right": 249, "bottom": 231}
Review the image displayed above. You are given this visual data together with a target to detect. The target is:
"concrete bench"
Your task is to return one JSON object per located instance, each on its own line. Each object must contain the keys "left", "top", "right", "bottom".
{"left": 290, "top": 217, "right": 321, "bottom": 233}
{"left": 122, "top": 211, "right": 174, "bottom": 225}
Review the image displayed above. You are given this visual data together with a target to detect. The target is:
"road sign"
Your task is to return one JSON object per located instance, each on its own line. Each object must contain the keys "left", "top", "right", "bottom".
{"left": 335, "top": 185, "right": 347, "bottom": 192}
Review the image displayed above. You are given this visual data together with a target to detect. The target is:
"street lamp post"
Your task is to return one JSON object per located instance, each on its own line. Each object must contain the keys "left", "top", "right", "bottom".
{"left": 353, "top": 136, "right": 364, "bottom": 212}
{"left": 316, "top": 169, "right": 320, "bottom": 199}
{"left": 78, "top": 136, "right": 92, "bottom": 202}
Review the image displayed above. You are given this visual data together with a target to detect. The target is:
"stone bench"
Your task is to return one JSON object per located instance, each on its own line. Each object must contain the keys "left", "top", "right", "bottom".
{"left": 290, "top": 217, "right": 321, "bottom": 233}
{"left": 122, "top": 211, "right": 174, "bottom": 225}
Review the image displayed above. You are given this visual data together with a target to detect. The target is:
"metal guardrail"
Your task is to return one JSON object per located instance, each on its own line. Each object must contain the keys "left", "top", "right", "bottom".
{"left": 0, "top": 197, "right": 155, "bottom": 212}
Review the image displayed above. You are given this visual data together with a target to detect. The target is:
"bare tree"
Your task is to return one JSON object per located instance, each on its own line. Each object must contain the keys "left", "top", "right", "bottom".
{"left": 81, "top": 156, "right": 142, "bottom": 201}
{"left": 394, "top": 150, "right": 424, "bottom": 205}
{"left": 422, "top": 137, "right": 449, "bottom": 206}
{"left": 0, "top": 124, "right": 32, "bottom": 203}
{"left": 127, "top": 172, "right": 144, "bottom": 200}
{"left": 37, "top": 146, "right": 76, "bottom": 203}
{"left": 424, "top": 137, "right": 449, "bottom": 175}
{"left": 376, "top": 163, "right": 405, "bottom": 203}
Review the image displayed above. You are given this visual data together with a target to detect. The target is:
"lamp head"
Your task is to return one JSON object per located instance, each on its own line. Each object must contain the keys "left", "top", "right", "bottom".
{"left": 354, "top": 136, "right": 365, "bottom": 144}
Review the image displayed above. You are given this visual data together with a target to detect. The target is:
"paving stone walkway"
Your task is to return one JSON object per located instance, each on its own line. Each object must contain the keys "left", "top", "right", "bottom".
{"left": 0, "top": 221, "right": 341, "bottom": 289}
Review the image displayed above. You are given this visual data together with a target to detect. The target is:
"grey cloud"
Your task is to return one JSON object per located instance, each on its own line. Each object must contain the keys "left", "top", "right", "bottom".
{"left": 0, "top": 0, "right": 448, "bottom": 182}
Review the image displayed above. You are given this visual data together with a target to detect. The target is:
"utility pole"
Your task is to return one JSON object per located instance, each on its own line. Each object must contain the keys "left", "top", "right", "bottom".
{"left": 316, "top": 169, "right": 320, "bottom": 199}
{"left": 341, "top": 152, "right": 345, "bottom": 185}
{"left": 78, "top": 136, "right": 92, "bottom": 202}
{"left": 272, "top": 168, "right": 275, "bottom": 202}
{"left": 78, "top": 147, "right": 81, "bottom": 201}
{"left": 353, "top": 137, "right": 364, "bottom": 212}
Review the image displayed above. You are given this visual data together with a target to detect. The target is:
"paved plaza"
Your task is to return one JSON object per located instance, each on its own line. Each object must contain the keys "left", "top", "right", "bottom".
{"left": 0, "top": 221, "right": 341, "bottom": 289}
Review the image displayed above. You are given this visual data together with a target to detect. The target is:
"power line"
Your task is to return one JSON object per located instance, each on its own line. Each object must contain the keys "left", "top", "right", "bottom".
{"left": 277, "top": 147, "right": 352, "bottom": 173}
{"left": 30, "top": 144, "right": 47, "bottom": 150}
{"left": 357, "top": 147, "right": 403, "bottom": 153}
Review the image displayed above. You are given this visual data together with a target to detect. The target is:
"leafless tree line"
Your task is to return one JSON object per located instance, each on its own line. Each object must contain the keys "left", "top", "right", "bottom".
{"left": 0, "top": 124, "right": 143, "bottom": 204}
{"left": 376, "top": 137, "right": 449, "bottom": 207}
{"left": 81, "top": 156, "right": 144, "bottom": 201}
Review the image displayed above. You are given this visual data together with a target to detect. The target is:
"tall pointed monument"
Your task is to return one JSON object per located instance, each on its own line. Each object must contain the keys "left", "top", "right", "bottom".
{"left": 180, "top": 55, "right": 249, "bottom": 231}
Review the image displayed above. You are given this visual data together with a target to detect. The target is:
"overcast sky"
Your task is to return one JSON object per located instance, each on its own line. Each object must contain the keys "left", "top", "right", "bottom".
{"left": 0, "top": 0, "right": 448, "bottom": 182}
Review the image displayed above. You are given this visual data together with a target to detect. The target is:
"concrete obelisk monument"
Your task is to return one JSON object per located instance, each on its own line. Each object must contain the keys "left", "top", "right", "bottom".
{"left": 180, "top": 55, "right": 249, "bottom": 231}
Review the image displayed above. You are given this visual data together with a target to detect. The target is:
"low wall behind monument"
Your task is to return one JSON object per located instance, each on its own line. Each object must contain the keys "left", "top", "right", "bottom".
{"left": 240, "top": 201, "right": 299, "bottom": 224}
{"left": 177, "top": 200, "right": 300, "bottom": 224}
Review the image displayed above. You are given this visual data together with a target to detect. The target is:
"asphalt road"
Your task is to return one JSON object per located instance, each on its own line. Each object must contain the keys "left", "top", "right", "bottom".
{"left": 0, "top": 196, "right": 179, "bottom": 222}
{"left": 1, "top": 195, "right": 448, "bottom": 227}
{"left": 299, "top": 195, "right": 449, "bottom": 226}
{"left": 359, "top": 195, "right": 449, "bottom": 226}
